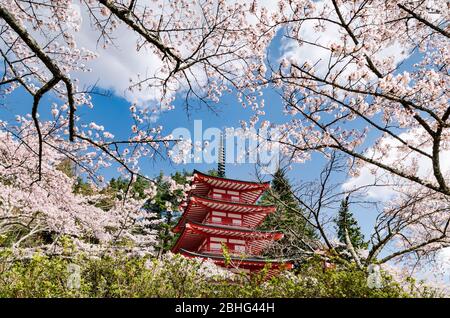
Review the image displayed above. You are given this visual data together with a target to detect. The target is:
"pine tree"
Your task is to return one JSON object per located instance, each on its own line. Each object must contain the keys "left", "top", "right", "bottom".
{"left": 335, "top": 197, "right": 368, "bottom": 251}
{"left": 260, "top": 167, "right": 317, "bottom": 259}
{"left": 206, "top": 169, "right": 219, "bottom": 177}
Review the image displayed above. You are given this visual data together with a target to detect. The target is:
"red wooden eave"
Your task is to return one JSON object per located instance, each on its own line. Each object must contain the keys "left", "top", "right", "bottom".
{"left": 171, "top": 221, "right": 284, "bottom": 254}
{"left": 173, "top": 195, "right": 276, "bottom": 233}
{"left": 187, "top": 170, "right": 270, "bottom": 204}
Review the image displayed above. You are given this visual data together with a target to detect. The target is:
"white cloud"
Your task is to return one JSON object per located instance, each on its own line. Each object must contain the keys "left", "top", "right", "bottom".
{"left": 281, "top": 18, "right": 342, "bottom": 78}
{"left": 343, "top": 129, "right": 450, "bottom": 200}
{"left": 70, "top": 0, "right": 281, "bottom": 108}
{"left": 71, "top": 4, "right": 165, "bottom": 107}
{"left": 279, "top": 1, "right": 410, "bottom": 85}
{"left": 438, "top": 247, "right": 450, "bottom": 268}
{"left": 343, "top": 167, "right": 398, "bottom": 200}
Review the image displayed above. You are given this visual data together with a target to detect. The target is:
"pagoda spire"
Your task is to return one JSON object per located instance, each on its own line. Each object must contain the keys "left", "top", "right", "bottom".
{"left": 218, "top": 132, "right": 226, "bottom": 177}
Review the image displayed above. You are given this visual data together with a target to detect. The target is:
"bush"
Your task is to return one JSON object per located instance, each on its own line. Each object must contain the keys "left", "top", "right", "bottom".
{"left": 0, "top": 250, "right": 441, "bottom": 298}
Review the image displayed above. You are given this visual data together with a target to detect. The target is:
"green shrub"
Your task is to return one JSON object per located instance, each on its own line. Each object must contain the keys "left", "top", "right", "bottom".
{"left": 0, "top": 250, "right": 442, "bottom": 298}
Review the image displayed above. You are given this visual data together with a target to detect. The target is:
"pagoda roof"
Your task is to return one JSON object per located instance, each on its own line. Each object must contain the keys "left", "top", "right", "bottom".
{"left": 171, "top": 221, "right": 283, "bottom": 254}
{"left": 173, "top": 195, "right": 276, "bottom": 232}
{"left": 191, "top": 170, "right": 269, "bottom": 204}
{"left": 180, "top": 249, "right": 293, "bottom": 274}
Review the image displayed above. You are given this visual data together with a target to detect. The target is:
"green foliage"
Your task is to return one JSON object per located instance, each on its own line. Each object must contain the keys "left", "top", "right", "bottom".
{"left": 56, "top": 159, "right": 76, "bottom": 178}
{"left": 0, "top": 251, "right": 441, "bottom": 298}
{"left": 261, "top": 168, "right": 317, "bottom": 238}
{"left": 206, "top": 169, "right": 219, "bottom": 177}
{"left": 335, "top": 197, "right": 368, "bottom": 251}
{"left": 88, "top": 175, "right": 151, "bottom": 212}
{"left": 73, "top": 177, "right": 94, "bottom": 196}
{"left": 282, "top": 257, "right": 403, "bottom": 298}
{"left": 106, "top": 176, "right": 150, "bottom": 200}
{"left": 0, "top": 251, "right": 78, "bottom": 297}
{"left": 221, "top": 243, "right": 231, "bottom": 266}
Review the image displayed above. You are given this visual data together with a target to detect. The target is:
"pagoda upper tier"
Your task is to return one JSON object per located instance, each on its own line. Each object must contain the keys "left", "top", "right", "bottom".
{"left": 173, "top": 195, "right": 277, "bottom": 233}
{"left": 187, "top": 170, "right": 270, "bottom": 204}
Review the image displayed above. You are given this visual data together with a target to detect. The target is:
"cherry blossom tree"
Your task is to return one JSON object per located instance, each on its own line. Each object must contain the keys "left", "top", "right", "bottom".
{"left": 0, "top": 0, "right": 268, "bottom": 183}
{"left": 257, "top": 152, "right": 449, "bottom": 275}
{"left": 0, "top": 1, "right": 264, "bottom": 256}
{"left": 1, "top": 0, "right": 449, "bottom": 272}
{"left": 248, "top": 0, "right": 449, "bottom": 196}
{"left": 0, "top": 117, "right": 162, "bottom": 255}
{"left": 236, "top": 1, "right": 449, "bottom": 270}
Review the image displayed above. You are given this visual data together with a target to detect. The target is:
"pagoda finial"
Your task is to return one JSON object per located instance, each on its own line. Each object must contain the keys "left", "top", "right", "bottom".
{"left": 218, "top": 131, "right": 226, "bottom": 177}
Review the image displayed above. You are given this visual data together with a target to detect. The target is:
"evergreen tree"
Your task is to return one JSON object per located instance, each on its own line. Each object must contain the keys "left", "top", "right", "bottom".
{"left": 335, "top": 197, "right": 368, "bottom": 251}
{"left": 94, "top": 176, "right": 150, "bottom": 210}
{"left": 73, "top": 177, "right": 94, "bottom": 196}
{"left": 56, "top": 158, "right": 94, "bottom": 195}
{"left": 260, "top": 167, "right": 318, "bottom": 259}
{"left": 206, "top": 169, "right": 219, "bottom": 177}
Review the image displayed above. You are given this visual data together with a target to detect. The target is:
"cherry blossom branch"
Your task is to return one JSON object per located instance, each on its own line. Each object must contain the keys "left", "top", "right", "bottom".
{"left": 280, "top": 92, "right": 449, "bottom": 196}
{"left": 397, "top": 3, "right": 450, "bottom": 38}
{"left": 96, "top": 0, "right": 183, "bottom": 67}
{"left": 0, "top": 5, "right": 76, "bottom": 141}
{"left": 331, "top": 0, "right": 383, "bottom": 78}
{"left": 31, "top": 76, "right": 59, "bottom": 181}
{"left": 379, "top": 226, "right": 449, "bottom": 264}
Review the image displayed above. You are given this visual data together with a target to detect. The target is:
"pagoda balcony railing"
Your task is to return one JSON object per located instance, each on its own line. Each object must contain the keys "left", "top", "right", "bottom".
{"left": 207, "top": 194, "right": 250, "bottom": 204}
{"left": 204, "top": 218, "right": 251, "bottom": 229}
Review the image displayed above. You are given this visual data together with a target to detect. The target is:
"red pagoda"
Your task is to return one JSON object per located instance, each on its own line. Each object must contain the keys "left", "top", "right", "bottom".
{"left": 171, "top": 138, "right": 293, "bottom": 276}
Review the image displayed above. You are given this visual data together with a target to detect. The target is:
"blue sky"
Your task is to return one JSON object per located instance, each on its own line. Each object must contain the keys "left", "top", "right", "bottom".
{"left": 3, "top": 29, "right": 450, "bottom": 289}
{"left": 0, "top": 69, "right": 373, "bottom": 241}
{"left": 0, "top": 27, "right": 426, "bottom": 247}
{"left": 1, "top": 30, "right": 316, "bottom": 183}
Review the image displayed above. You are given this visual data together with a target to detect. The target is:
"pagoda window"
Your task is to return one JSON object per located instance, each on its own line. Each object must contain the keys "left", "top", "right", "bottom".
{"left": 210, "top": 237, "right": 227, "bottom": 243}
{"left": 210, "top": 243, "right": 222, "bottom": 251}
{"left": 206, "top": 211, "right": 248, "bottom": 227}
{"left": 211, "top": 216, "right": 222, "bottom": 223}
{"left": 232, "top": 219, "right": 242, "bottom": 226}
{"left": 212, "top": 211, "right": 226, "bottom": 217}
{"left": 208, "top": 188, "right": 243, "bottom": 202}
{"left": 202, "top": 237, "right": 247, "bottom": 254}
